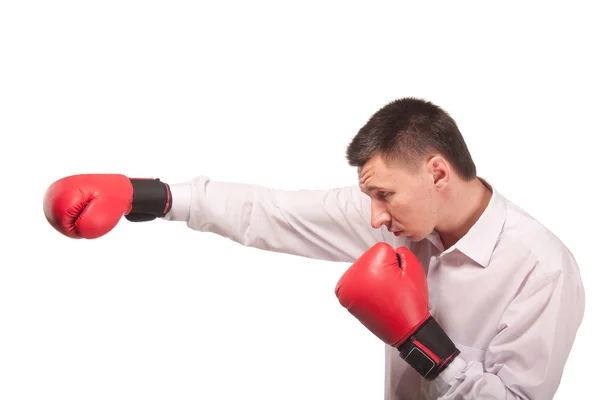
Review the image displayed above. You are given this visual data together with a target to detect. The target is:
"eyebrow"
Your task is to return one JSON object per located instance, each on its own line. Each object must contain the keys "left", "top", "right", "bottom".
{"left": 365, "top": 185, "right": 387, "bottom": 192}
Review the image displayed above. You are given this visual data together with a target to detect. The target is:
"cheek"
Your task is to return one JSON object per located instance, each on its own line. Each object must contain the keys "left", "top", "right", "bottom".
{"left": 386, "top": 200, "right": 405, "bottom": 222}
{"left": 400, "top": 192, "right": 436, "bottom": 225}
{"left": 389, "top": 187, "right": 437, "bottom": 225}
{"left": 389, "top": 196, "right": 420, "bottom": 222}
{"left": 421, "top": 190, "right": 440, "bottom": 225}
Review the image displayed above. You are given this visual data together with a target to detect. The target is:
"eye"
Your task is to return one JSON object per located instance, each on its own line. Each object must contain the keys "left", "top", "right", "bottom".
{"left": 377, "top": 191, "right": 392, "bottom": 200}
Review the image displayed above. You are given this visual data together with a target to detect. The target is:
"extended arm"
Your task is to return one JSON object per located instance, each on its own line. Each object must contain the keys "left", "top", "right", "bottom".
{"left": 164, "top": 175, "right": 383, "bottom": 262}
{"left": 43, "top": 173, "right": 384, "bottom": 262}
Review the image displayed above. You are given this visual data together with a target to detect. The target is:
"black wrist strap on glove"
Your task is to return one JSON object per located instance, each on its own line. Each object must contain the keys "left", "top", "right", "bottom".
{"left": 396, "top": 316, "right": 460, "bottom": 381}
{"left": 125, "top": 178, "right": 173, "bottom": 222}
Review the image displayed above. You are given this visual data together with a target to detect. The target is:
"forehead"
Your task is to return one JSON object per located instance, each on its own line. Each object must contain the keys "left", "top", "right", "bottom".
{"left": 358, "top": 155, "right": 408, "bottom": 188}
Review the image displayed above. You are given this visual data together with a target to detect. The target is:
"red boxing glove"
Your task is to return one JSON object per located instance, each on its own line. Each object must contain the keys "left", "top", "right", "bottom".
{"left": 335, "top": 242, "right": 460, "bottom": 380}
{"left": 43, "top": 174, "right": 172, "bottom": 239}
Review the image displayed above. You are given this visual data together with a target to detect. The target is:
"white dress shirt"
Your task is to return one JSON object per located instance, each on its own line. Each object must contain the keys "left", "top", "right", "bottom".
{"left": 164, "top": 176, "right": 585, "bottom": 399}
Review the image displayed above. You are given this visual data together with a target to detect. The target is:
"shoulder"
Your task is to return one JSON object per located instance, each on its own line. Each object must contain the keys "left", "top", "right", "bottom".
{"left": 498, "top": 196, "right": 586, "bottom": 328}
{"left": 499, "top": 195, "right": 580, "bottom": 281}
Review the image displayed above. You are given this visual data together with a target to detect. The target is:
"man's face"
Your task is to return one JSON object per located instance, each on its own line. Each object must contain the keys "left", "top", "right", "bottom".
{"left": 358, "top": 154, "right": 440, "bottom": 242}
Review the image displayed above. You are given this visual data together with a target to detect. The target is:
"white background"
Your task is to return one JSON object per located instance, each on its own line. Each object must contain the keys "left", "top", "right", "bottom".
{"left": 1, "top": 1, "right": 598, "bottom": 399}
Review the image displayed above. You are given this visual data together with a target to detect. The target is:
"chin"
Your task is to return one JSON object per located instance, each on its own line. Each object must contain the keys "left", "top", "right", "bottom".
{"left": 408, "top": 233, "right": 427, "bottom": 242}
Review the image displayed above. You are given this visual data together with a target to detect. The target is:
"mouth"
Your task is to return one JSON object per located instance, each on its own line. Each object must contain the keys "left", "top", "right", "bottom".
{"left": 387, "top": 225, "right": 406, "bottom": 237}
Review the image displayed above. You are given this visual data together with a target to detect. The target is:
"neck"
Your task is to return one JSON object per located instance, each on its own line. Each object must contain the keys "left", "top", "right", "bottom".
{"left": 437, "top": 177, "right": 492, "bottom": 249}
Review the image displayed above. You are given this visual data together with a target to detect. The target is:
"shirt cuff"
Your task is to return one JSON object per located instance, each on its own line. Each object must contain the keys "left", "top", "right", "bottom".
{"left": 163, "top": 182, "right": 192, "bottom": 222}
{"left": 432, "top": 355, "right": 468, "bottom": 392}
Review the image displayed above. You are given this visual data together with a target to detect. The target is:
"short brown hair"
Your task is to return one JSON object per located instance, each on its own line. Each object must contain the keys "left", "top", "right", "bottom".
{"left": 346, "top": 97, "right": 477, "bottom": 180}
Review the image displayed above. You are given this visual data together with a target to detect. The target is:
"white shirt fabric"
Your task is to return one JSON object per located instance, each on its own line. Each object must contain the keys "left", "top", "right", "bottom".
{"left": 164, "top": 176, "right": 585, "bottom": 399}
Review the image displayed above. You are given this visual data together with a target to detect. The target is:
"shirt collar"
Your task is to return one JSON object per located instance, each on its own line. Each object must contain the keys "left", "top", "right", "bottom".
{"left": 426, "top": 177, "right": 507, "bottom": 268}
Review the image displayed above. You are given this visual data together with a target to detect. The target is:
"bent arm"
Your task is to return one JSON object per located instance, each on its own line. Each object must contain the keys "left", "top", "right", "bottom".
{"left": 163, "top": 175, "right": 384, "bottom": 262}
{"left": 432, "top": 267, "right": 585, "bottom": 399}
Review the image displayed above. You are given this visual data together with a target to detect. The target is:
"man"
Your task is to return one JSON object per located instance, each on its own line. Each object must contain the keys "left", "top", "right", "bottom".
{"left": 43, "top": 97, "right": 585, "bottom": 399}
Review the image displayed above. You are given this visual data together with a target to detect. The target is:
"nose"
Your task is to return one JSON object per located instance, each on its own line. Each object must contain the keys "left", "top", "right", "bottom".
{"left": 370, "top": 200, "right": 391, "bottom": 229}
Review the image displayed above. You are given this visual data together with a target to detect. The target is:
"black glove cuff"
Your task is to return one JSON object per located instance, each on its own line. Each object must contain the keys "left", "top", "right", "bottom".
{"left": 125, "top": 178, "right": 172, "bottom": 222}
{"left": 396, "top": 316, "right": 460, "bottom": 381}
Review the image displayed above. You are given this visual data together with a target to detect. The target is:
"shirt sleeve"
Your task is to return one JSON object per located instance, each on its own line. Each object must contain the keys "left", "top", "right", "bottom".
{"left": 162, "top": 175, "right": 384, "bottom": 262}
{"left": 431, "top": 267, "right": 585, "bottom": 399}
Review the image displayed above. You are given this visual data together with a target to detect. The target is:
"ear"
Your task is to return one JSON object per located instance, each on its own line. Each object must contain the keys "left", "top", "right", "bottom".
{"left": 426, "top": 155, "right": 450, "bottom": 189}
